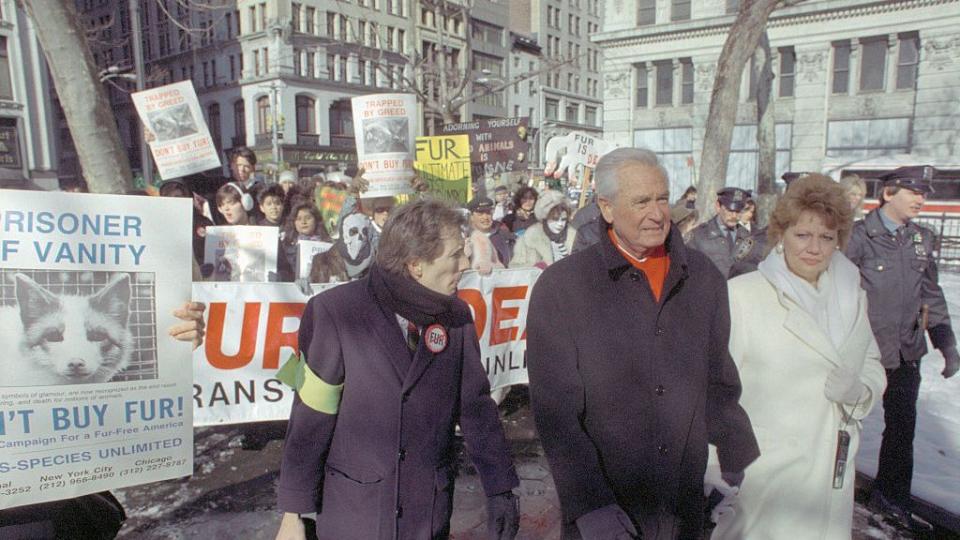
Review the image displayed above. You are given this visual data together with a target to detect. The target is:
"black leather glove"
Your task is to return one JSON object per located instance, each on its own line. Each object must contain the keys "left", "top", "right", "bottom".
{"left": 942, "top": 346, "right": 960, "bottom": 379}
{"left": 575, "top": 504, "right": 638, "bottom": 540}
{"left": 486, "top": 491, "right": 520, "bottom": 540}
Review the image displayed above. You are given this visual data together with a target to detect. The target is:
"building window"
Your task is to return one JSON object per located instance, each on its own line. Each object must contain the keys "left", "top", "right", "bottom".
{"left": 256, "top": 96, "right": 271, "bottom": 134}
{"left": 832, "top": 41, "right": 850, "bottom": 94}
{"left": 545, "top": 98, "right": 559, "bottom": 121}
{"left": 327, "top": 12, "right": 336, "bottom": 36}
{"left": 263, "top": 47, "right": 270, "bottom": 74}
{"left": 655, "top": 61, "right": 673, "bottom": 106}
{"left": 779, "top": 47, "right": 795, "bottom": 98}
{"left": 229, "top": 55, "right": 236, "bottom": 81}
{"left": 291, "top": 3, "right": 301, "bottom": 31}
{"left": 327, "top": 54, "right": 336, "bottom": 80}
{"left": 672, "top": 0, "right": 690, "bottom": 21}
{"left": 329, "top": 99, "right": 354, "bottom": 137}
{"left": 253, "top": 50, "right": 260, "bottom": 76}
{"left": 472, "top": 21, "right": 503, "bottom": 45}
{"left": 293, "top": 49, "right": 302, "bottom": 76}
{"left": 305, "top": 7, "right": 315, "bottom": 34}
{"left": 897, "top": 32, "right": 919, "bottom": 90}
{"left": 233, "top": 100, "right": 246, "bottom": 142}
{"left": 727, "top": 124, "right": 793, "bottom": 189}
{"left": 681, "top": 58, "right": 694, "bottom": 104}
{"left": 826, "top": 118, "right": 911, "bottom": 158}
{"left": 359, "top": 60, "right": 367, "bottom": 85}
{"left": 637, "top": 0, "right": 655, "bottom": 25}
{"left": 472, "top": 52, "right": 503, "bottom": 77}
{"left": 566, "top": 103, "right": 579, "bottom": 123}
{"left": 633, "top": 128, "right": 694, "bottom": 196}
{"left": 306, "top": 52, "right": 315, "bottom": 78}
{"left": 585, "top": 106, "right": 597, "bottom": 126}
{"left": 0, "top": 37, "right": 11, "bottom": 100}
{"left": 207, "top": 103, "right": 221, "bottom": 151}
{"left": 397, "top": 29, "right": 405, "bottom": 54}
{"left": 635, "top": 63, "right": 648, "bottom": 108}
{"left": 296, "top": 95, "right": 316, "bottom": 134}
{"left": 860, "top": 37, "right": 887, "bottom": 92}
{"left": 338, "top": 55, "right": 347, "bottom": 81}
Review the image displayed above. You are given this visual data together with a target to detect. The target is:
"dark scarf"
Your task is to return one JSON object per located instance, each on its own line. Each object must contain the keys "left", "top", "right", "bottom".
{"left": 542, "top": 219, "right": 569, "bottom": 245}
{"left": 368, "top": 263, "right": 472, "bottom": 328}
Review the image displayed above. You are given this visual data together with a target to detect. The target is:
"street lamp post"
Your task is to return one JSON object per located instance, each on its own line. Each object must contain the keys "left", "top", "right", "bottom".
{"left": 129, "top": 0, "right": 152, "bottom": 187}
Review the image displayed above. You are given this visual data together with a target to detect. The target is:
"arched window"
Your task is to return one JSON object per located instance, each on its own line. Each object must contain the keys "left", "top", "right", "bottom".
{"left": 233, "top": 100, "right": 245, "bottom": 144}
{"left": 256, "top": 95, "right": 271, "bottom": 134}
{"left": 207, "top": 103, "right": 221, "bottom": 151}
{"left": 296, "top": 95, "right": 316, "bottom": 134}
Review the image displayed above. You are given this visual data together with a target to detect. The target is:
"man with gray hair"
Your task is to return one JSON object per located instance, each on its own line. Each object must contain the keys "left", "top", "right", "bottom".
{"left": 527, "top": 147, "right": 759, "bottom": 539}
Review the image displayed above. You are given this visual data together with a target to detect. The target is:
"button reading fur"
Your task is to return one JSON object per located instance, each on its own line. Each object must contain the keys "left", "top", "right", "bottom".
{"left": 425, "top": 324, "right": 448, "bottom": 354}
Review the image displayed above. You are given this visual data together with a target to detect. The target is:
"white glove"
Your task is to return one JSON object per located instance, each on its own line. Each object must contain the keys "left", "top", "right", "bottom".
{"left": 824, "top": 365, "right": 865, "bottom": 405}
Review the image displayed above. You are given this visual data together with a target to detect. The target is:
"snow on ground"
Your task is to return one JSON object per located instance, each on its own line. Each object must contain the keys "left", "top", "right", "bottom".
{"left": 856, "top": 270, "right": 960, "bottom": 515}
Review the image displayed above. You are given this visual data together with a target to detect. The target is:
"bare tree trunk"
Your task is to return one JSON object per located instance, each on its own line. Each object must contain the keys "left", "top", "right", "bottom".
{"left": 22, "top": 0, "right": 132, "bottom": 194}
{"left": 695, "top": 0, "right": 780, "bottom": 218}
{"left": 755, "top": 31, "right": 777, "bottom": 227}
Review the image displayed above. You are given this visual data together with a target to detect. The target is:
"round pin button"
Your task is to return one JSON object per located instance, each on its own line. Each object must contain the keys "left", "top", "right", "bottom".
{"left": 425, "top": 324, "right": 448, "bottom": 354}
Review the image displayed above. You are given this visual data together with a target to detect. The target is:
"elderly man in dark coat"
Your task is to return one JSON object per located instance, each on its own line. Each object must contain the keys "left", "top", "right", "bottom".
{"left": 275, "top": 199, "right": 520, "bottom": 540}
{"left": 527, "top": 147, "right": 760, "bottom": 540}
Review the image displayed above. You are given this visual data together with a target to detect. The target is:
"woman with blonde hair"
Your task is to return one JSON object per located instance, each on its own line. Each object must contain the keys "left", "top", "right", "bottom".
{"left": 710, "top": 174, "right": 886, "bottom": 539}
{"left": 839, "top": 174, "right": 868, "bottom": 220}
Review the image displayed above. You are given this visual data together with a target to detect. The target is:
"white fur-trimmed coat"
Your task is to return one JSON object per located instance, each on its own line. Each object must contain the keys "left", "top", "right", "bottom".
{"left": 710, "top": 270, "right": 886, "bottom": 540}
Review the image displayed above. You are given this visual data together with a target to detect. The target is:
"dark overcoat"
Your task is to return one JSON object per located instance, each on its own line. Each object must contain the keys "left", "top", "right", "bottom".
{"left": 277, "top": 276, "right": 518, "bottom": 540}
{"left": 844, "top": 209, "right": 956, "bottom": 368}
{"left": 527, "top": 223, "right": 759, "bottom": 539}
{"left": 686, "top": 217, "right": 751, "bottom": 278}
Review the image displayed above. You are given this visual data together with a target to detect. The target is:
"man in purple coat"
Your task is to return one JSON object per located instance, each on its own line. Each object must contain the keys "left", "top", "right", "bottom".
{"left": 275, "top": 199, "right": 520, "bottom": 540}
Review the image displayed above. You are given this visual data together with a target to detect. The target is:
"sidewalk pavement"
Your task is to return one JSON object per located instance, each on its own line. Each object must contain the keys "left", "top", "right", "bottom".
{"left": 113, "top": 388, "right": 907, "bottom": 539}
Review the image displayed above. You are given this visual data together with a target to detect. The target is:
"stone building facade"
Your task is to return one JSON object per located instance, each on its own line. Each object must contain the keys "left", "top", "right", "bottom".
{"left": 594, "top": 0, "right": 960, "bottom": 198}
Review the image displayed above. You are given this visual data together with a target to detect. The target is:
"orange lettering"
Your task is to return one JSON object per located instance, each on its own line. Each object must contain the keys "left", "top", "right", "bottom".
{"left": 262, "top": 302, "right": 306, "bottom": 369}
{"left": 490, "top": 286, "right": 527, "bottom": 346}
{"left": 457, "top": 288, "right": 486, "bottom": 338}
{"left": 204, "top": 302, "right": 261, "bottom": 369}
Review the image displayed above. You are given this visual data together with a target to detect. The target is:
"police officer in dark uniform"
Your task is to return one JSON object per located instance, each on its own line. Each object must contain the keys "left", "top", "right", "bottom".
{"left": 687, "top": 187, "right": 753, "bottom": 278}
{"left": 844, "top": 165, "right": 960, "bottom": 530}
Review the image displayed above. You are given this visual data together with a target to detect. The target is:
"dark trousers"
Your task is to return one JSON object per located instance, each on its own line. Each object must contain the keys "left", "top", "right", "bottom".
{"left": 874, "top": 357, "right": 922, "bottom": 510}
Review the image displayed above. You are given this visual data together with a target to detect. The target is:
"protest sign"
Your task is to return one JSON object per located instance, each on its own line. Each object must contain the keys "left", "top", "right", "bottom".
{"left": 191, "top": 282, "right": 336, "bottom": 425}
{"left": 0, "top": 190, "right": 194, "bottom": 509}
{"left": 132, "top": 81, "right": 221, "bottom": 180}
{"left": 441, "top": 117, "right": 530, "bottom": 182}
{"left": 352, "top": 93, "right": 417, "bottom": 198}
{"left": 203, "top": 226, "right": 278, "bottom": 282}
{"left": 191, "top": 267, "right": 541, "bottom": 424}
{"left": 414, "top": 135, "right": 472, "bottom": 204}
{"left": 296, "top": 239, "right": 333, "bottom": 280}
{"left": 457, "top": 268, "right": 540, "bottom": 391}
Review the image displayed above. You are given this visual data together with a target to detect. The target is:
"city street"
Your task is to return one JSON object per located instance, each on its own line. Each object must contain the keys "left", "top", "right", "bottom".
{"left": 114, "top": 388, "right": 915, "bottom": 540}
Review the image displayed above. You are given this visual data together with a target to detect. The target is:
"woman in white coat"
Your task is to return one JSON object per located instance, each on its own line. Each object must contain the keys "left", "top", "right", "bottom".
{"left": 711, "top": 174, "right": 886, "bottom": 540}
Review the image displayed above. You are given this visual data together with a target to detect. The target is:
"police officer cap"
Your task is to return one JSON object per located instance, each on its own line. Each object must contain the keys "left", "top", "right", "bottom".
{"left": 880, "top": 165, "right": 936, "bottom": 194}
{"left": 467, "top": 196, "right": 495, "bottom": 213}
{"left": 717, "top": 187, "right": 752, "bottom": 212}
{"left": 780, "top": 171, "right": 811, "bottom": 185}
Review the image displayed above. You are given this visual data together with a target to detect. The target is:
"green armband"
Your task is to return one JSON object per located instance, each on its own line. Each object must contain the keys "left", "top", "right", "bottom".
{"left": 276, "top": 352, "right": 343, "bottom": 414}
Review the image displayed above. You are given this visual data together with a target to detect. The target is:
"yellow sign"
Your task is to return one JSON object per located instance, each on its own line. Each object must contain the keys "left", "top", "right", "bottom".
{"left": 414, "top": 135, "right": 472, "bottom": 204}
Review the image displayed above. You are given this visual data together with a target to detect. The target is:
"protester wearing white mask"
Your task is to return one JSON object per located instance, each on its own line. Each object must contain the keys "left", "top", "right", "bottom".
{"left": 511, "top": 190, "right": 576, "bottom": 269}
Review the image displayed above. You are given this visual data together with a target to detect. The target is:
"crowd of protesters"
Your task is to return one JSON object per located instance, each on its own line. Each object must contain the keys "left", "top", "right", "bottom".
{"left": 4, "top": 142, "right": 958, "bottom": 540}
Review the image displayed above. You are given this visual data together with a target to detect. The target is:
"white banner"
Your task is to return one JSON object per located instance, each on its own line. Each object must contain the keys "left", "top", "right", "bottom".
{"left": 132, "top": 81, "right": 221, "bottom": 180}
{"left": 191, "top": 268, "right": 541, "bottom": 425}
{"left": 351, "top": 93, "right": 417, "bottom": 197}
{"left": 0, "top": 190, "right": 194, "bottom": 509}
{"left": 203, "top": 226, "right": 278, "bottom": 282}
{"left": 296, "top": 239, "right": 332, "bottom": 281}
